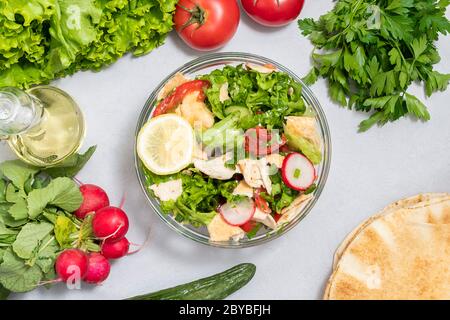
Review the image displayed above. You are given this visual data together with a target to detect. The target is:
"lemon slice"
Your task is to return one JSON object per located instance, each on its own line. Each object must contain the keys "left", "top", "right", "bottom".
{"left": 137, "top": 114, "right": 194, "bottom": 175}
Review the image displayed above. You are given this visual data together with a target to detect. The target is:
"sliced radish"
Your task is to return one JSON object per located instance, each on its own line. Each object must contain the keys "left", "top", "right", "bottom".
{"left": 219, "top": 198, "right": 256, "bottom": 226}
{"left": 281, "top": 153, "right": 316, "bottom": 191}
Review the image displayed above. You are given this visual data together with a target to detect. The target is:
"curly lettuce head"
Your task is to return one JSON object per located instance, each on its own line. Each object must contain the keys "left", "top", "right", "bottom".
{"left": 0, "top": 0, "right": 178, "bottom": 88}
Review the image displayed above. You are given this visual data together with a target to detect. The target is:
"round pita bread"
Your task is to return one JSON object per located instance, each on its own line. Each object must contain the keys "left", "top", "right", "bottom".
{"left": 325, "top": 193, "right": 450, "bottom": 300}
{"left": 332, "top": 193, "right": 449, "bottom": 269}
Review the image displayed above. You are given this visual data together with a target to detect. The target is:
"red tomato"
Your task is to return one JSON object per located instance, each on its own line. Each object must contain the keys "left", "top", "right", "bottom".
{"left": 174, "top": 0, "right": 240, "bottom": 51}
{"left": 279, "top": 144, "right": 291, "bottom": 153}
{"left": 241, "top": 0, "right": 305, "bottom": 27}
{"left": 273, "top": 213, "right": 282, "bottom": 222}
{"left": 240, "top": 220, "right": 257, "bottom": 233}
{"left": 244, "top": 127, "right": 286, "bottom": 156}
{"left": 153, "top": 80, "right": 210, "bottom": 117}
{"left": 254, "top": 188, "right": 272, "bottom": 213}
{"left": 278, "top": 134, "right": 290, "bottom": 152}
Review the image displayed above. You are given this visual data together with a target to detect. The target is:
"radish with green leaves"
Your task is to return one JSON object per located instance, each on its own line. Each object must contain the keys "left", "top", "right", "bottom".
{"left": 92, "top": 206, "right": 129, "bottom": 241}
{"left": 84, "top": 253, "right": 111, "bottom": 284}
{"left": 74, "top": 184, "right": 110, "bottom": 219}
{"left": 282, "top": 153, "right": 316, "bottom": 191}
{"left": 0, "top": 154, "right": 137, "bottom": 294}
{"left": 55, "top": 249, "right": 89, "bottom": 282}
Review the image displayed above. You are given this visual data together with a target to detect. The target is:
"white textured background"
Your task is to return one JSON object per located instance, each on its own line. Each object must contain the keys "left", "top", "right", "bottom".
{"left": 1, "top": 1, "right": 449, "bottom": 300}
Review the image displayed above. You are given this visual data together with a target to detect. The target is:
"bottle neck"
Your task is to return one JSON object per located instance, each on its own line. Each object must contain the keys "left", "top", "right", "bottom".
{"left": 0, "top": 87, "right": 43, "bottom": 136}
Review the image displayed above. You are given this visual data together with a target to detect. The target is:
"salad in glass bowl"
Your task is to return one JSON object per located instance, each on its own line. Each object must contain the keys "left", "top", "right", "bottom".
{"left": 135, "top": 53, "right": 330, "bottom": 247}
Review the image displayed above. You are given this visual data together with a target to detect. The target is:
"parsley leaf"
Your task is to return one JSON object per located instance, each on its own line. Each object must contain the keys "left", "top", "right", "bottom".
{"left": 299, "top": 0, "right": 450, "bottom": 131}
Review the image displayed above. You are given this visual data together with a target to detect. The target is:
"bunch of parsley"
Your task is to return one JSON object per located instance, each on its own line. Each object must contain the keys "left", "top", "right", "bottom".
{"left": 299, "top": 0, "right": 450, "bottom": 131}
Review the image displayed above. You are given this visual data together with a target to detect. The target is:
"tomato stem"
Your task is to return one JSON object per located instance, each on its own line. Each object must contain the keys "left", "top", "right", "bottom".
{"left": 178, "top": 4, "right": 206, "bottom": 30}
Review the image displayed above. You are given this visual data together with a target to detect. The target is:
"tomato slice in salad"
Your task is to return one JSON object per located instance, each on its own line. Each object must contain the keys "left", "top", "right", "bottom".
{"left": 279, "top": 141, "right": 291, "bottom": 153}
{"left": 254, "top": 188, "right": 272, "bottom": 214}
{"left": 244, "top": 127, "right": 286, "bottom": 156}
{"left": 273, "top": 213, "right": 282, "bottom": 223}
{"left": 153, "top": 79, "right": 210, "bottom": 117}
{"left": 280, "top": 134, "right": 287, "bottom": 149}
{"left": 240, "top": 220, "right": 258, "bottom": 233}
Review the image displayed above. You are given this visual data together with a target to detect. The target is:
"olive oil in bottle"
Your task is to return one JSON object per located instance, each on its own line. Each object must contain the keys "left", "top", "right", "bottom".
{"left": 0, "top": 86, "right": 85, "bottom": 166}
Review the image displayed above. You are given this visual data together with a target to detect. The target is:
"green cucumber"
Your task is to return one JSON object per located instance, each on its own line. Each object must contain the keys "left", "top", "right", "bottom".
{"left": 127, "top": 263, "right": 256, "bottom": 300}
{"left": 224, "top": 106, "right": 252, "bottom": 119}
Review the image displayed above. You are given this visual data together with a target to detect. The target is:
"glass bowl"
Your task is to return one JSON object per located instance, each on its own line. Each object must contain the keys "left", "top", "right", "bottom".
{"left": 135, "top": 52, "right": 331, "bottom": 248}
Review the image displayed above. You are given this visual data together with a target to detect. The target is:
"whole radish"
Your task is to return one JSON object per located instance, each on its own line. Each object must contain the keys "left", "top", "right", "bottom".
{"left": 92, "top": 206, "right": 129, "bottom": 241}
{"left": 74, "top": 184, "right": 110, "bottom": 219}
{"left": 101, "top": 238, "right": 130, "bottom": 259}
{"left": 55, "top": 249, "right": 89, "bottom": 282}
{"left": 84, "top": 253, "right": 111, "bottom": 284}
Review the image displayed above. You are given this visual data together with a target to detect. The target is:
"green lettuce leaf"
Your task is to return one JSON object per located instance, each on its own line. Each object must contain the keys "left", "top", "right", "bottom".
{"left": 1, "top": 0, "right": 56, "bottom": 26}
{"left": 284, "top": 131, "right": 322, "bottom": 165}
{"left": 145, "top": 168, "right": 240, "bottom": 227}
{"left": 46, "top": 0, "right": 102, "bottom": 73}
{"left": 0, "top": 0, "right": 178, "bottom": 88}
{"left": 265, "top": 172, "right": 299, "bottom": 213}
{"left": 201, "top": 64, "right": 306, "bottom": 130}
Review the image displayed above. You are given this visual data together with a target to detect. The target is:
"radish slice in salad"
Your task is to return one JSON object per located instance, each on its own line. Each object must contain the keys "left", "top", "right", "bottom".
{"left": 282, "top": 153, "right": 316, "bottom": 191}
{"left": 219, "top": 198, "right": 256, "bottom": 226}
